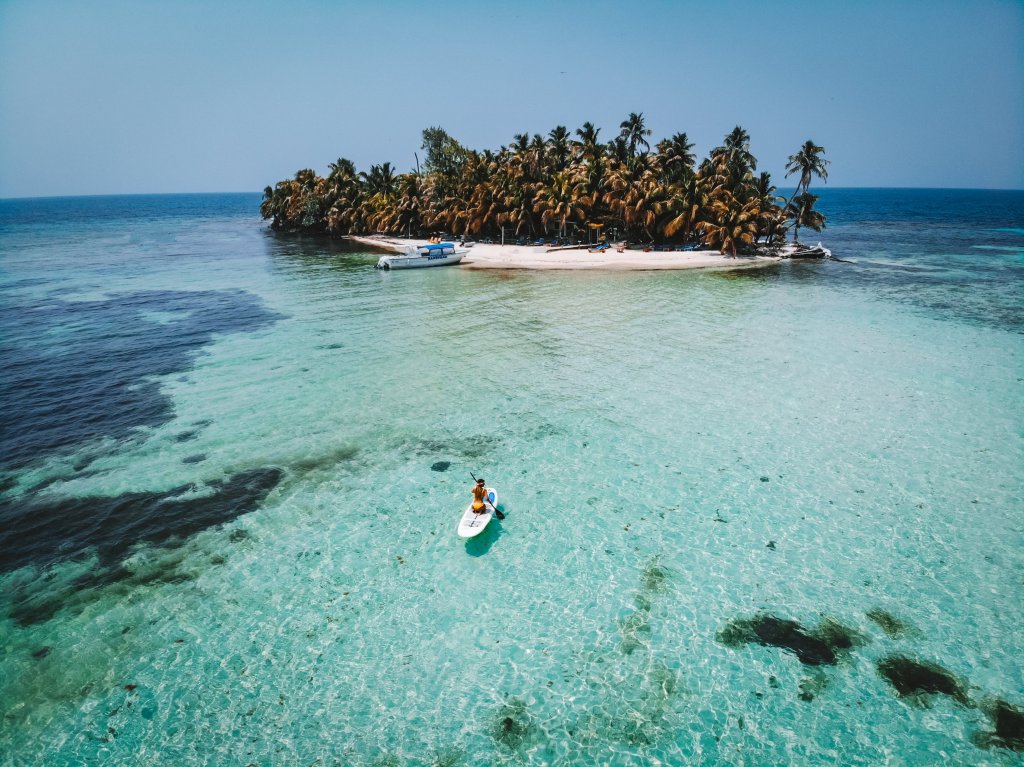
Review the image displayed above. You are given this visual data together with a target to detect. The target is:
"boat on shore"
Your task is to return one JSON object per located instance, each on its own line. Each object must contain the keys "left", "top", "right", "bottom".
{"left": 774, "top": 241, "right": 832, "bottom": 259}
{"left": 375, "top": 242, "right": 468, "bottom": 270}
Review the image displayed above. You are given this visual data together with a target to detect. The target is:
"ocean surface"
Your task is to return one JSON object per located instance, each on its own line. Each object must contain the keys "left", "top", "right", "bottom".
{"left": 0, "top": 190, "right": 1021, "bottom": 766}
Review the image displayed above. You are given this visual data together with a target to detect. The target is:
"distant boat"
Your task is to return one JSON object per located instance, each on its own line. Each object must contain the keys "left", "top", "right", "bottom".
{"left": 375, "top": 242, "right": 467, "bottom": 270}
{"left": 777, "top": 241, "right": 832, "bottom": 259}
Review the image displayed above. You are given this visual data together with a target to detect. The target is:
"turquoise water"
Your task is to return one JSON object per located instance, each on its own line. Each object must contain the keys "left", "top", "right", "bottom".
{"left": 1, "top": 192, "right": 1022, "bottom": 765}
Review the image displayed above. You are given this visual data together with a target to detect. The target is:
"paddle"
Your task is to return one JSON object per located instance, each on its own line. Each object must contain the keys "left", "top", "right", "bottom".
{"left": 470, "top": 472, "right": 505, "bottom": 519}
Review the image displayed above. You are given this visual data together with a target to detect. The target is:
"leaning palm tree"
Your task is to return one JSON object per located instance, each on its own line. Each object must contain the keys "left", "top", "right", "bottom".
{"left": 784, "top": 140, "right": 829, "bottom": 205}
{"left": 786, "top": 191, "right": 826, "bottom": 244}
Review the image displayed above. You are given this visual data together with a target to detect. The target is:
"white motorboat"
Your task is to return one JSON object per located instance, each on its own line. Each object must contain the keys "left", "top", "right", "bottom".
{"left": 375, "top": 242, "right": 468, "bottom": 270}
{"left": 777, "top": 241, "right": 832, "bottom": 259}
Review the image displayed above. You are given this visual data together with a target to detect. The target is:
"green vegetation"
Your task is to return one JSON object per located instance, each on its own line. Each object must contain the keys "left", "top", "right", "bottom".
{"left": 260, "top": 115, "right": 829, "bottom": 254}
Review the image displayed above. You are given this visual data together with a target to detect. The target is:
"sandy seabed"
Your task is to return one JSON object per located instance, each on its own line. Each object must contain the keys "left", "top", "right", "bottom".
{"left": 348, "top": 235, "right": 781, "bottom": 271}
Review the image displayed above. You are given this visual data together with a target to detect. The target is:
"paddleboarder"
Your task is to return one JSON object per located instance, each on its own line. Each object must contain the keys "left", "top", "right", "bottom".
{"left": 471, "top": 478, "right": 488, "bottom": 514}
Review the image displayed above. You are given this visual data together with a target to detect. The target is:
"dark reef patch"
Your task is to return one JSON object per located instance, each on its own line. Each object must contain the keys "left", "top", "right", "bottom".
{"left": 491, "top": 698, "right": 533, "bottom": 750}
{"left": 0, "top": 467, "right": 283, "bottom": 589}
{"left": 430, "top": 461, "right": 451, "bottom": 472}
{"left": 0, "top": 288, "right": 284, "bottom": 472}
{"left": 875, "top": 656, "right": 970, "bottom": 706}
{"left": 717, "top": 614, "right": 866, "bottom": 666}
{"left": 865, "top": 608, "right": 914, "bottom": 639}
{"left": 974, "top": 699, "right": 1024, "bottom": 751}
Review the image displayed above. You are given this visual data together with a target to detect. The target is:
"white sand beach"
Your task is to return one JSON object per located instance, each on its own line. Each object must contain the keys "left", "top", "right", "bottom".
{"left": 348, "top": 235, "right": 781, "bottom": 271}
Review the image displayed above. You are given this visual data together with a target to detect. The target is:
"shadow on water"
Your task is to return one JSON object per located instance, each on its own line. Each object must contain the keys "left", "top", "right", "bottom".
{"left": 464, "top": 510, "right": 505, "bottom": 557}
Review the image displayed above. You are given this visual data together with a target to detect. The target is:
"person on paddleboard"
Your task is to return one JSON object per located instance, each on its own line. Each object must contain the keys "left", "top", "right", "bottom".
{"left": 471, "top": 478, "right": 488, "bottom": 514}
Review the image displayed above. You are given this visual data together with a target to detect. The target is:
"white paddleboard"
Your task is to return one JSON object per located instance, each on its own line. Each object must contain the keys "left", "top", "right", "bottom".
{"left": 457, "top": 488, "right": 497, "bottom": 538}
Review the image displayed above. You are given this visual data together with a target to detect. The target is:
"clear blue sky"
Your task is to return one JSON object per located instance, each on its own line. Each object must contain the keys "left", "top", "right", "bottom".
{"left": 1, "top": 0, "right": 1022, "bottom": 198}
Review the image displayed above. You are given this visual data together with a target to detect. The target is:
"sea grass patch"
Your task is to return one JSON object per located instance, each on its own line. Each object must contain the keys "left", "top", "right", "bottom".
{"left": 717, "top": 613, "right": 864, "bottom": 666}
{"left": 798, "top": 670, "right": 829, "bottom": 702}
{"left": 813, "top": 617, "right": 868, "bottom": 652}
{"left": 428, "top": 747, "right": 464, "bottom": 767}
{"left": 641, "top": 556, "right": 670, "bottom": 594}
{"left": 865, "top": 608, "right": 915, "bottom": 639}
{"left": 491, "top": 698, "right": 533, "bottom": 750}
{"left": 973, "top": 699, "right": 1024, "bottom": 751}
{"left": 618, "top": 609, "right": 652, "bottom": 656}
{"left": 875, "top": 656, "right": 970, "bottom": 706}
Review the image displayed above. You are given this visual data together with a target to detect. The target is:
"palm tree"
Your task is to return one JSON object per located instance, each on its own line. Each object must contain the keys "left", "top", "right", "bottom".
{"left": 785, "top": 140, "right": 829, "bottom": 205}
{"left": 324, "top": 160, "right": 363, "bottom": 234}
{"left": 534, "top": 172, "right": 586, "bottom": 239}
{"left": 663, "top": 175, "right": 707, "bottom": 243}
{"left": 698, "top": 193, "right": 760, "bottom": 256}
{"left": 751, "top": 172, "right": 786, "bottom": 245}
{"left": 619, "top": 112, "right": 652, "bottom": 157}
{"left": 703, "top": 126, "right": 757, "bottom": 200}
{"left": 388, "top": 173, "right": 425, "bottom": 237}
{"left": 786, "top": 191, "right": 826, "bottom": 244}
{"left": 574, "top": 122, "right": 601, "bottom": 159}
{"left": 547, "top": 125, "right": 571, "bottom": 172}
{"left": 656, "top": 132, "right": 696, "bottom": 185}
{"left": 604, "top": 154, "right": 663, "bottom": 241}
{"left": 722, "top": 126, "right": 756, "bottom": 170}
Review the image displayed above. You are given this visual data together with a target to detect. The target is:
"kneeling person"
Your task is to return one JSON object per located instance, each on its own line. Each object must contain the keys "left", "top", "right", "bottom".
{"left": 472, "top": 479, "right": 488, "bottom": 514}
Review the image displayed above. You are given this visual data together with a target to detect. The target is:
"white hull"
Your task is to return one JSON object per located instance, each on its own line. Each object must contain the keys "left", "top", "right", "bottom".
{"left": 376, "top": 249, "right": 466, "bottom": 270}
{"left": 777, "top": 241, "right": 832, "bottom": 259}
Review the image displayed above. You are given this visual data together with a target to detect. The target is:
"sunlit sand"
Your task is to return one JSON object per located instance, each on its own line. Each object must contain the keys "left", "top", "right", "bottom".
{"left": 348, "top": 235, "right": 781, "bottom": 271}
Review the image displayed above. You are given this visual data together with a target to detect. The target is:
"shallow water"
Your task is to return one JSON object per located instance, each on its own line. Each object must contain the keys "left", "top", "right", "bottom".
{"left": 1, "top": 191, "right": 1022, "bottom": 766}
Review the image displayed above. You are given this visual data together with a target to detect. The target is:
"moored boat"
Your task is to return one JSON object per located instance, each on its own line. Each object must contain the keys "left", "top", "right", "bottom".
{"left": 776, "top": 241, "right": 832, "bottom": 259}
{"left": 375, "top": 242, "right": 467, "bottom": 270}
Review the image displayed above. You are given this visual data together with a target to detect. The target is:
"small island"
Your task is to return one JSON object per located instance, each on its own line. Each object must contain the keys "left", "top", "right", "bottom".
{"left": 261, "top": 115, "right": 830, "bottom": 270}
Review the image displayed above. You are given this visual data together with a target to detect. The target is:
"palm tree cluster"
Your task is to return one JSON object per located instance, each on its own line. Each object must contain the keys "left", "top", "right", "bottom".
{"left": 261, "top": 115, "right": 829, "bottom": 253}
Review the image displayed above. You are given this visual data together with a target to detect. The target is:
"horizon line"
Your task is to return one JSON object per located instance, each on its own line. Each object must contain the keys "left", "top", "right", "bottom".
{"left": 2, "top": 186, "right": 1024, "bottom": 203}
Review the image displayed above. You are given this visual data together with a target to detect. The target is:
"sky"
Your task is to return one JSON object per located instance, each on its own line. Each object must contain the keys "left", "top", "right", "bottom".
{"left": 0, "top": 0, "right": 1022, "bottom": 198}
